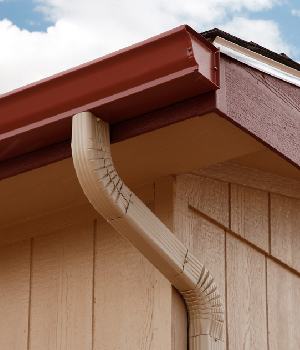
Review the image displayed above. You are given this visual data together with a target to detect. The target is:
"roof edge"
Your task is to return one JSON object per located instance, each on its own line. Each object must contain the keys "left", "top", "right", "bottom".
{"left": 201, "top": 28, "right": 300, "bottom": 72}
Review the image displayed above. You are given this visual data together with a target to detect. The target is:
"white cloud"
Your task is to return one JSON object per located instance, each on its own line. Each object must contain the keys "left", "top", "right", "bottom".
{"left": 0, "top": 0, "right": 288, "bottom": 94}
{"left": 220, "top": 17, "right": 290, "bottom": 55}
{"left": 292, "top": 9, "right": 300, "bottom": 16}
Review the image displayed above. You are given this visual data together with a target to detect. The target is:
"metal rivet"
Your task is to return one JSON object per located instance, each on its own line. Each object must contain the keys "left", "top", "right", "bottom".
{"left": 187, "top": 47, "right": 192, "bottom": 52}
{"left": 214, "top": 67, "right": 218, "bottom": 70}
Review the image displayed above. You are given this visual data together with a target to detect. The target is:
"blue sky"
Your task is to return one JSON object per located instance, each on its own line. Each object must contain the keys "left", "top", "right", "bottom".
{"left": 247, "top": 0, "right": 300, "bottom": 54}
{"left": 0, "top": 0, "right": 300, "bottom": 94}
{"left": 0, "top": 0, "right": 54, "bottom": 32}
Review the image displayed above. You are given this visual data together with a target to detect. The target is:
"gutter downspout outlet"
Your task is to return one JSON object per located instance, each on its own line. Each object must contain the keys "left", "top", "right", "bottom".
{"left": 72, "top": 111, "right": 225, "bottom": 350}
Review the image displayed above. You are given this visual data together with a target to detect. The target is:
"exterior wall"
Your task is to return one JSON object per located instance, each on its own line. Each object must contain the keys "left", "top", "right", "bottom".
{"left": 0, "top": 180, "right": 186, "bottom": 350}
{"left": 1, "top": 161, "right": 300, "bottom": 349}
{"left": 172, "top": 164, "right": 300, "bottom": 350}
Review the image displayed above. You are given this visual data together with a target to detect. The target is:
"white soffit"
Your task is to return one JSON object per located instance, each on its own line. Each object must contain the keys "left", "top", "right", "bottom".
{"left": 213, "top": 36, "right": 300, "bottom": 88}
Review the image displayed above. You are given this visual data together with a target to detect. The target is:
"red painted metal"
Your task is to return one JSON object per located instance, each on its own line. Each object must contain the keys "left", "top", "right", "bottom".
{"left": 216, "top": 55, "right": 300, "bottom": 170}
{"left": 0, "top": 140, "right": 71, "bottom": 181}
{"left": 0, "top": 91, "right": 217, "bottom": 181}
{"left": 2, "top": 50, "right": 300, "bottom": 181}
{"left": 0, "top": 25, "right": 219, "bottom": 163}
{"left": 110, "top": 91, "right": 217, "bottom": 143}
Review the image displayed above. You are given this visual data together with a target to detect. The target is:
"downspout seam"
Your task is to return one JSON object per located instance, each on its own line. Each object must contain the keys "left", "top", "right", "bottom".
{"left": 72, "top": 112, "right": 225, "bottom": 350}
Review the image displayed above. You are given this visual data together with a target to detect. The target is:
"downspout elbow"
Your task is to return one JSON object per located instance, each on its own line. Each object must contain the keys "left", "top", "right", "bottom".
{"left": 72, "top": 112, "right": 225, "bottom": 349}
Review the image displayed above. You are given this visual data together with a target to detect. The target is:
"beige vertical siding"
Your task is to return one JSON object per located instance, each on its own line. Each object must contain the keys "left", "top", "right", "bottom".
{"left": 155, "top": 176, "right": 188, "bottom": 350}
{"left": 185, "top": 175, "right": 230, "bottom": 228}
{"left": 174, "top": 175, "right": 227, "bottom": 346}
{"left": 29, "top": 223, "right": 94, "bottom": 350}
{"left": 231, "top": 184, "right": 269, "bottom": 251}
{"left": 1, "top": 164, "right": 300, "bottom": 350}
{"left": 94, "top": 220, "right": 173, "bottom": 350}
{"left": 0, "top": 181, "right": 184, "bottom": 350}
{"left": 174, "top": 171, "right": 300, "bottom": 350}
{"left": 267, "top": 259, "right": 300, "bottom": 350}
{"left": 226, "top": 236, "right": 267, "bottom": 350}
{"left": 0, "top": 240, "right": 31, "bottom": 350}
{"left": 270, "top": 194, "right": 300, "bottom": 271}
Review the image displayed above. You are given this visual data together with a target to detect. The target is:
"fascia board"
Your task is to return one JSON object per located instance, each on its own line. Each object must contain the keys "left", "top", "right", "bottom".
{"left": 214, "top": 37, "right": 300, "bottom": 88}
{"left": 215, "top": 55, "right": 300, "bottom": 171}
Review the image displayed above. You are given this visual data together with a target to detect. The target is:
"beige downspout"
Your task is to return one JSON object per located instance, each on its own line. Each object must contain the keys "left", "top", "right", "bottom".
{"left": 72, "top": 111, "right": 224, "bottom": 350}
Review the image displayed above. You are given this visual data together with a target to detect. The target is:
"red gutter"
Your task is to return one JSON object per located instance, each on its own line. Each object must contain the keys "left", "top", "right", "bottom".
{"left": 0, "top": 25, "right": 219, "bottom": 163}
{"left": 1, "top": 26, "right": 300, "bottom": 182}
{"left": 0, "top": 91, "right": 216, "bottom": 181}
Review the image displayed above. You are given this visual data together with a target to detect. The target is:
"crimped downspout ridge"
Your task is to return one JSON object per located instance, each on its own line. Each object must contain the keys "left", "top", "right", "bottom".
{"left": 72, "top": 112, "right": 224, "bottom": 349}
